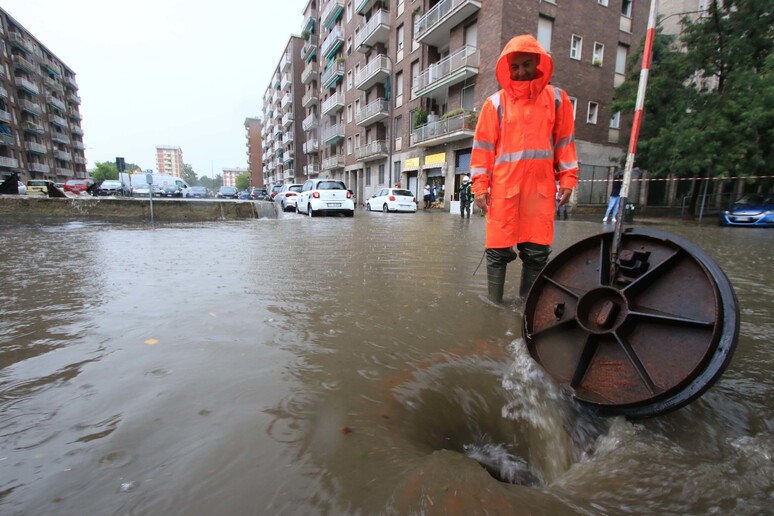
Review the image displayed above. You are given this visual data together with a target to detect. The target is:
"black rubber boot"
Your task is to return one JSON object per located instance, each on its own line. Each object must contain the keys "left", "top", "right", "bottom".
{"left": 517, "top": 243, "right": 552, "bottom": 299}
{"left": 485, "top": 247, "right": 518, "bottom": 304}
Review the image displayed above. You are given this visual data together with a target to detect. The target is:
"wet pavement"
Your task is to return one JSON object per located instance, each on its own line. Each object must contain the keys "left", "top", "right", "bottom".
{"left": 0, "top": 211, "right": 772, "bottom": 514}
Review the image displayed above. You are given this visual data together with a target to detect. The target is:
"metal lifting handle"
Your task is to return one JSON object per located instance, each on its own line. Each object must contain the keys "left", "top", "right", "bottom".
{"left": 611, "top": 0, "right": 659, "bottom": 283}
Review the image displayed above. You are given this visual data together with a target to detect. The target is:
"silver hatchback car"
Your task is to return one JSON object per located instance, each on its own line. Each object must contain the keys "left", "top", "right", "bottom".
{"left": 273, "top": 183, "right": 303, "bottom": 211}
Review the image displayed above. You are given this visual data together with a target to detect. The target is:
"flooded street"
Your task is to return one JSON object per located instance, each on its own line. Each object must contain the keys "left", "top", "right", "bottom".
{"left": 1, "top": 211, "right": 772, "bottom": 515}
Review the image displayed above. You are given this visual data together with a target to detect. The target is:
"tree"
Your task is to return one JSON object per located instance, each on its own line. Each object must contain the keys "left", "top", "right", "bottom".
{"left": 612, "top": 0, "right": 773, "bottom": 185}
{"left": 198, "top": 174, "right": 223, "bottom": 191}
{"left": 91, "top": 161, "right": 118, "bottom": 182}
{"left": 181, "top": 163, "right": 198, "bottom": 185}
{"left": 235, "top": 173, "right": 250, "bottom": 191}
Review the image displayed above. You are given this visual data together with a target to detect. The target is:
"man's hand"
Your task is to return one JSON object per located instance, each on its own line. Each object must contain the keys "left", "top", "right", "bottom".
{"left": 557, "top": 188, "right": 572, "bottom": 208}
{"left": 474, "top": 192, "right": 490, "bottom": 214}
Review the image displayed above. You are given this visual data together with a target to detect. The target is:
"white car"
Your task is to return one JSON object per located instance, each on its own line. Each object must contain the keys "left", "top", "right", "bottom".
{"left": 296, "top": 178, "right": 355, "bottom": 217}
{"left": 274, "top": 183, "right": 303, "bottom": 211}
{"left": 366, "top": 188, "right": 417, "bottom": 213}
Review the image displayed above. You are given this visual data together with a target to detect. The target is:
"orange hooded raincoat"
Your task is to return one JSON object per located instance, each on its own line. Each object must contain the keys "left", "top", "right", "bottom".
{"left": 470, "top": 35, "right": 579, "bottom": 248}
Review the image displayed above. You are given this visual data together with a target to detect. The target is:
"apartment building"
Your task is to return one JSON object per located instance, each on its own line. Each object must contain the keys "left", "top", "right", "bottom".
{"left": 155, "top": 145, "right": 184, "bottom": 177}
{"left": 244, "top": 116, "right": 264, "bottom": 188}
{"left": 261, "top": 0, "right": 648, "bottom": 205}
{"left": 0, "top": 8, "right": 86, "bottom": 183}
{"left": 222, "top": 166, "right": 247, "bottom": 187}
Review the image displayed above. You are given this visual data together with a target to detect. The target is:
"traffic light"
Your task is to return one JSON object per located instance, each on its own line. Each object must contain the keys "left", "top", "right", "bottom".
{"left": 116, "top": 157, "right": 125, "bottom": 172}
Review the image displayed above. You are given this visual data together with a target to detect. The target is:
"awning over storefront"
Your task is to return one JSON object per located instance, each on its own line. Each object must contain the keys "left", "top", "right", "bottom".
{"left": 425, "top": 152, "right": 446, "bottom": 167}
{"left": 404, "top": 157, "right": 420, "bottom": 171}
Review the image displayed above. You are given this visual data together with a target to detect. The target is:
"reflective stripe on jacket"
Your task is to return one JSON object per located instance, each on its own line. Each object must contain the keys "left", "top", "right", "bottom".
{"left": 471, "top": 35, "right": 578, "bottom": 248}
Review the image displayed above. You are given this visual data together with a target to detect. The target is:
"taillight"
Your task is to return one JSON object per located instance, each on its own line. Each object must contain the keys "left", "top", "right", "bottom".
{"left": 346, "top": 190, "right": 352, "bottom": 199}
{"left": 313, "top": 191, "right": 320, "bottom": 198}
{"left": 389, "top": 195, "right": 395, "bottom": 201}
{"left": 286, "top": 192, "right": 297, "bottom": 197}
{"left": 413, "top": 197, "right": 417, "bottom": 203}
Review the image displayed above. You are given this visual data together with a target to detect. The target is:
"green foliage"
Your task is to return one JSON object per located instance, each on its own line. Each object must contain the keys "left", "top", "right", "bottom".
{"left": 181, "top": 163, "right": 198, "bottom": 185}
{"left": 198, "top": 174, "right": 223, "bottom": 191}
{"left": 612, "top": 0, "right": 774, "bottom": 181}
{"left": 235, "top": 173, "right": 250, "bottom": 191}
{"left": 441, "top": 108, "right": 464, "bottom": 120}
{"left": 413, "top": 106, "right": 428, "bottom": 128}
{"left": 91, "top": 161, "right": 118, "bottom": 182}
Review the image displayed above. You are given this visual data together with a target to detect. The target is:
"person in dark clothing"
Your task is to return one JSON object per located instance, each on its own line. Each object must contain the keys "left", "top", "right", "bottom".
{"left": 603, "top": 171, "right": 623, "bottom": 223}
{"left": 459, "top": 175, "right": 473, "bottom": 218}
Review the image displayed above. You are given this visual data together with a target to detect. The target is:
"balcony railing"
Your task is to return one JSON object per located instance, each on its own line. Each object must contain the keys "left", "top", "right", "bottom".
{"left": 283, "top": 169, "right": 295, "bottom": 180}
{"left": 47, "top": 95, "right": 67, "bottom": 111}
{"left": 304, "top": 139, "right": 320, "bottom": 154}
{"left": 304, "top": 163, "right": 320, "bottom": 176}
{"left": 0, "top": 134, "right": 13, "bottom": 146}
{"left": 302, "top": 35, "right": 318, "bottom": 62}
{"left": 356, "top": 55, "right": 391, "bottom": 91}
{"left": 302, "top": 114, "right": 319, "bottom": 132}
{"left": 54, "top": 150, "right": 72, "bottom": 161}
{"left": 51, "top": 133, "right": 71, "bottom": 145}
{"left": 322, "top": 154, "right": 345, "bottom": 171}
{"left": 355, "top": 98, "right": 389, "bottom": 126}
{"left": 410, "top": 111, "right": 476, "bottom": 147}
{"left": 282, "top": 112, "right": 294, "bottom": 128}
{"left": 55, "top": 167, "right": 74, "bottom": 177}
{"left": 0, "top": 85, "right": 7, "bottom": 98}
{"left": 9, "top": 32, "right": 32, "bottom": 53}
{"left": 70, "top": 124, "right": 84, "bottom": 136}
{"left": 322, "top": 123, "right": 345, "bottom": 145}
{"left": 29, "top": 162, "right": 50, "bottom": 173}
{"left": 284, "top": 131, "right": 294, "bottom": 145}
{"left": 281, "top": 93, "right": 292, "bottom": 110}
{"left": 25, "top": 121, "right": 44, "bottom": 134}
{"left": 283, "top": 150, "right": 294, "bottom": 163}
{"left": 412, "top": 45, "right": 479, "bottom": 98}
{"left": 321, "top": 0, "right": 345, "bottom": 29}
{"left": 280, "top": 73, "right": 292, "bottom": 91}
{"left": 355, "top": 9, "right": 390, "bottom": 52}
{"left": 14, "top": 54, "right": 37, "bottom": 74}
{"left": 302, "top": 90, "right": 319, "bottom": 107}
{"left": 49, "top": 113, "right": 68, "bottom": 127}
{"left": 25, "top": 141, "right": 47, "bottom": 154}
{"left": 45, "top": 76, "right": 64, "bottom": 93}
{"left": 20, "top": 100, "right": 42, "bottom": 115}
{"left": 414, "top": 0, "right": 482, "bottom": 48}
{"left": 68, "top": 93, "right": 82, "bottom": 105}
{"left": 321, "top": 60, "right": 345, "bottom": 89}
{"left": 15, "top": 77, "right": 39, "bottom": 95}
{"left": 0, "top": 156, "right": 19, "bottom": 168}
{"left": 321, "top": 92, "right": 344, "bottom": 116}
{"left": 69, "top": 109, "right": 82, "bottom": 120}
{"left": 72, "top": 140, "right": 86, "bottom": 150}
{"left": 355, "top": 140, "right": 388, "bottom": 161}
{"left": 63, "top": 75, "right": 78, "bottom": 89}
{"left": 0, "top": 110, "right": 11, "bottom": 123}
{"left": 280, "top": 53, "right": 291, "bottom": 72}
{"left": 321, "top": 26, "right": 344, "bottom": 60}
{"left": 302, "top": 61, "right": 318, "bottom": 84}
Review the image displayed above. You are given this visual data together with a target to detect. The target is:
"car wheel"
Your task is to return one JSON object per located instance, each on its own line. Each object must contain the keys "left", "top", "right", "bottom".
{"left": 367, "top": 202, "right": 372, "bottom": 211}
{"left": 308, "top": 204, "right": 314, "bottom": 217}
{"left": 383, "top": 204, "right": 389, "bottom": 213}
{"left": 346, "top": 210, "right": 354, "bottom": 217}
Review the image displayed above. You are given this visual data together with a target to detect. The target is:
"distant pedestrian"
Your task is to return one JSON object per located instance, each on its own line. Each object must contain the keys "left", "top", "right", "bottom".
{"left": 423, "top": 184, "right": 431, "bottom": 209}
{"left": 459, "top": 176, "right": 473, "bottom": 219}
{"left": 555, "top": 182, "right": 568, "bottom": 220}
{"left": 603, "top": 171, "right": 623, "bottom": 223}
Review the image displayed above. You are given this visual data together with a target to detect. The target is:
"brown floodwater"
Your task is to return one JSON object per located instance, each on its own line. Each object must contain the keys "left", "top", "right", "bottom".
{"left": 0, "top": 211, "right": 772, "bottom": 515}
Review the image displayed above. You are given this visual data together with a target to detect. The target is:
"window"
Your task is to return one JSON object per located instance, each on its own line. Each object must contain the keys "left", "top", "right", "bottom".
{"left": 570, "top": 35, "right": 583, "bottom": 60}
{"left": 464, "top": 22, "right": 477, "bottom": 49}
{"left": 622, "top": 0, "right": 632, "bottom": 17}
{"left": 346, "top": 1, "right": 352, "bottom": 21}
{"left": 411, "top": 13, "right": 420, "bottom": 52}
{"left": 354, "top": 99, "right": 360, "bottom": 117}
{"left": 569, "top": 97, "right": 578, "bottom": 119}
{"left": 347, "top": 104, "right": 353, "bottom": 123}
{"left": 347, "top": 37, "right": 352, "bottom": 56}
{"left": 378, "top": 164, "right": 385, "bottom": 184}
{"left": 615, "top": 45, "right": 628, "bottom": 75}
{"left": 354, "top": 133, "right": 360, "bottom": 151}
{"left": 395, "top": 71, "right": 403, "bottom": 107}
{"left": 587, "top": 102, "right": 599, "bottom": 124}
{"left": 537, "top": 16, "right": 553, "bottom": 53}
{"left": 397, "top": 25, "right": 405, "bottom": 59}
{"left": 610, "top": 111, "right": 620, "bottom": 129}
{"left": 347, "top": 137, "right": 353, "bottom": 154}
{"left": 598, "top": 0, "right": 608, "bottom": 5}
{"left": 593, "top": 42, "right": 604, "bottom": 65}
{"left": 410, "top": 60, "right": 420, "bottom": 98}
{"left": 461, "top": 84, "right": 475, "bottom": 111}
{"left": 347, "top": 70, "right": 352, "bottom": 90}
{"left": 365, "top": 166, "right": 371, "bottom": 186}
{"left": 394, "top": 115, "right": 402, "bottom": 141}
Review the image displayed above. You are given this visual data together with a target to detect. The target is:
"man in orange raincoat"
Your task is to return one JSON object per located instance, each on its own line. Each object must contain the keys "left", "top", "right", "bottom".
{"left": 471, "top": 35, "right": 578, "bottom": 303}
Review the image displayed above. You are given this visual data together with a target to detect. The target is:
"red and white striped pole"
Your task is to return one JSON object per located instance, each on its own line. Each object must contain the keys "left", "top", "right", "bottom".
{"left": 611, "top": 0, "right": 658, "bottom": 278}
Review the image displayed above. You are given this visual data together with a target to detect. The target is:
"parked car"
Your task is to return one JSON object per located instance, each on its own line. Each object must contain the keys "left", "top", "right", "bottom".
{"left": 250, "top": 187, "right": 270, "bottom": 200}
{"left": 159, "top": 184, "right": 182, "bottom": 197}
{"left": 719, "top": 194, "right": 774, "bottom": 227}
{"left": 27, "top": 179, "right": 55, "bottom": 196}
{"left": 132, "top": 183, "right": 161, "bottom": 197}
{"left": 269, "top": 184, "right": 283, "bottom": 199}
{"left": 217, "top": 186, "right": 239, "bottom": 199}
{"left": 296, "top": 178, "right": 355, "bottom": 217}
{"left": 186, "top": 186, "right": 211, "bottom": 199}
{"left": 366, "top": 188, "right": 418, "bottom": 213}
{"left": 63, "top": 178, "right": 92, "bottom": 195}
{"left": 274, "top": 183, "right": 303, "bottom": 211}
{"left": 94, "top": 179, "right": 129, "bottom": 196}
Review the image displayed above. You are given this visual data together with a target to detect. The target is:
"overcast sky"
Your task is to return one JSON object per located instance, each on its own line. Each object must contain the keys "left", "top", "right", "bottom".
{"left": 3, "top": 0, "right": 303, "bottom": 178}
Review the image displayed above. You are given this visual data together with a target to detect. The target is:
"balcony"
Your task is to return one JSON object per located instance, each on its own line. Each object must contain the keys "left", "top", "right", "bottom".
{"left": 302, "top": 61, "right": 318, "bottom": 85}
{"left": 410, "top": 111, "right": 476, "bottom": 147}
{"left": 55, "top": 167, "right": 74, "bottom": 177}
{"left": 14, "top": 54, "right": 38, "bottom": 74}
{"left": 0, "top": 134, "right": 13, "bottom": 146}
{"left": 49, "top": 113, "right": 68, "bottom": 127}
{"left": 283, "top": 150, "right": 294, "bottom": 163}
{"left": 273, "top": 124, "right": 282, "bottom": 137}
{"left": 15, "top": 77, "right": 39, "bottom": 95}
{"left": 274, "top": 108, "right": 283, "bottom": 121}
{"left": 302, "top": 7, "right": 317, "bottom": 33}
{"left": 9, "top": 33, "right": 32, "bottom": 53}
{"left": 322, "top": 123, "right": 345, "bottom": 145}
{"left": 273, "top": 73, "right": 281, "bottom": 88}
{"left": 281, "top": 93, "right": 292, "bottom": 110}
{"left": 0, "top": 85, "right": 6, "bottom": 98}
{"left": 321, "top": 0, "right": 344, "bottom": 30}
{"left": 322, "top": 154, "right": 345, "bottom": 171}
{"left": 321, "top": 60, "right": 345, "bottom": 90}
{"left": 51, "top": 133, "right": 70, "bottom": 145}
{"left": 47, "top": 95, "right": 67, "bottom": 111}
{"left": 280, "top": 53, "right": 291, "bottom": 72}
{"left": 24, "top": 121, "right": 45, "bottom": 134}
{"left": 412, "top": 46, "right": 479, "bottom": 99}
{"left": 321, "top": 26, "right": 344, "bottom": 61}
{"left": 70, "top": 124, "right": 84, "bottom": 136}
{"left": 68, "top": 93, "right": 82, "bottom": 105}
{"left": 74, "top": 155, "right": 87, "bottom": 165}
{"left": 304, "top": 163, "right": 320, "bottom": 176}
{"left": 29, "top": 162, "right": 50, "bottom": 174}
{"left": 20, "top": 100, "right": 42, "bottom": 115}
{"left": 302, "top": 90, "right": 319, "bottom": 107}
{"left": 44, "top": 58, "right": 61, "bottom": 76}
{"left": 54, "top": 150, "right": 72, "bottom": 161}
{"left": 302, "top": 35, "right": 318, "bottom": 63}
{"left": 414, "top": 0, "right": 482, "bottom": 48}
{"left": 321, "top": 92, "right": 344, "bottom": 116}
{"left": 355, "top": 10, "right": 390, "bottom": 52}
{"left": 63, "top": 75, "right": 78, "bottom": 89}
{"left": 302, "top": 114, "right": 319, "bottom": 132}
{"left": 0, "top": 109, "right": 11, "bottom": 123}
{"left": 69, "top": 109, "right": 82, "bottom": 120}
{"left": 355, "top": 0, "right": 380, "bottom": 15}
{"left": 355, "top": 140, "right": 388, "bottom": 161}
{"left": 283, "top": 169, "right": 295, "bottom": 180}
{"left": 280, "top": 73, "right": 292, "bottom": 92}
{"left": 355, "top": 55, "right": 391, "bottom": 91}
{"left": 45, "top": 76, "right": 64, "bottom": 93}
{"left": 282, "top": 111, "right": 294, "bottom": 128}
{"left": 304, "top": 139, "right": 320, "bottom": 154}
{"left": 72, "top": 140, "right": 86, "bottom": 150}
{"left": 355, "top": 98, "right": 389, "bottom": 126}
{"left": 0, "top": 156, "right": 19, "bottom": 168}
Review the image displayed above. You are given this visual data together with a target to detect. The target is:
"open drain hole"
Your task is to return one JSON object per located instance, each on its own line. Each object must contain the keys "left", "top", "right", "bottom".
{"left": 463, "top": 442, "right": 543, "bottom": 486}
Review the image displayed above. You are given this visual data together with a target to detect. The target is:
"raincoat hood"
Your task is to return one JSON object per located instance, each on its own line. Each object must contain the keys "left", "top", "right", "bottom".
{"left": 495, "top": 35, "right": 553, "bottom": 99}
